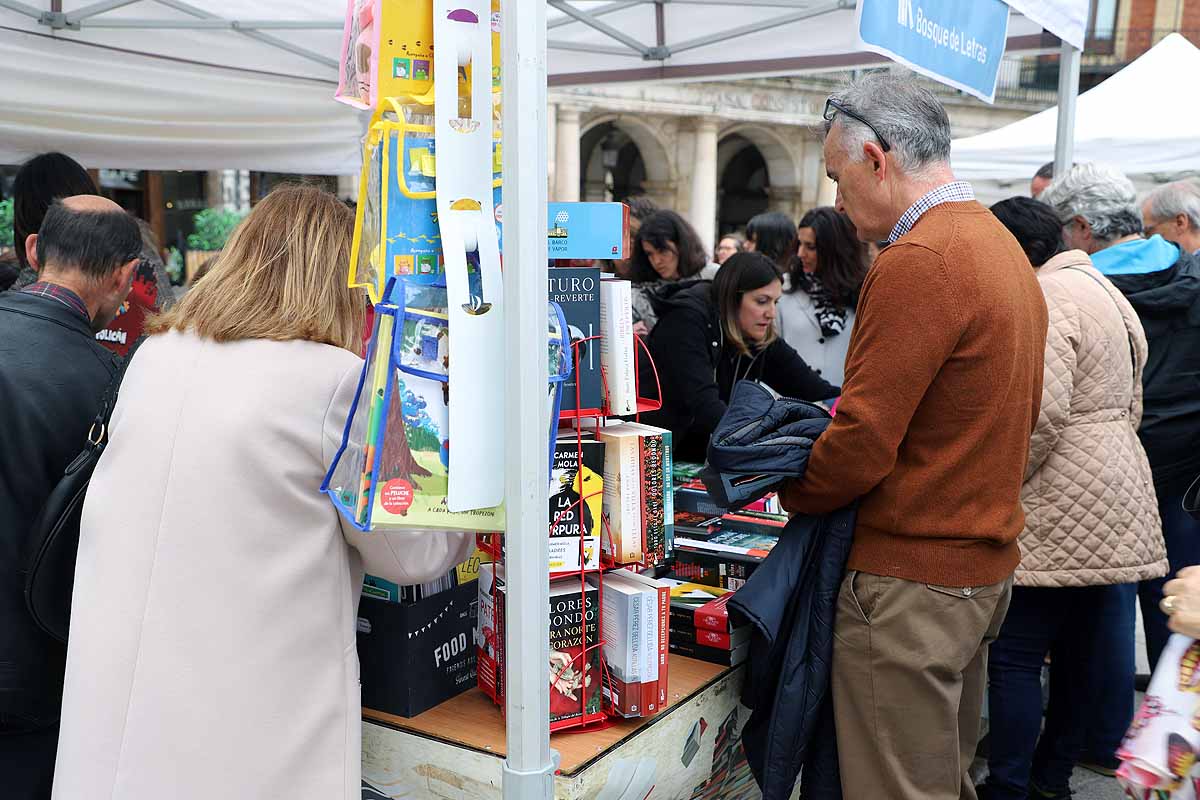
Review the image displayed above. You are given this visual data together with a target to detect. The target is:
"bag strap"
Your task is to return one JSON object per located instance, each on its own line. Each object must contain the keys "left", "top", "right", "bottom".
{"left": 1062, "top": 265, "right": 1139, "bottom": 402}
{"left": 88, "top": 336, "right": 147, "bottom": 447}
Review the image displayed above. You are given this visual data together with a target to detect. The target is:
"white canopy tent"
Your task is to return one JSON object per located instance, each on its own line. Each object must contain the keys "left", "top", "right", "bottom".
{"left": 0, "top": 2, "right": 1092, "bottom": 799}
{"left": 0, "top": 0, "right": 1069, "bottom": 173}
{"left": 953, "top": 32, "right": 1200, "bottom": 181}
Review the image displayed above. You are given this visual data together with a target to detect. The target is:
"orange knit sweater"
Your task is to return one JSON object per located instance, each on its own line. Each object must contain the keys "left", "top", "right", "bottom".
{"left": 781, "top": 201, "right": 1048, "bottom": 587}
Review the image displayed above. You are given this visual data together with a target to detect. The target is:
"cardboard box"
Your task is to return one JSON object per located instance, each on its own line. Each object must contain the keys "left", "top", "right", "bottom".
{"left": 357, "top": 579, "right": 478, "bottom": 718}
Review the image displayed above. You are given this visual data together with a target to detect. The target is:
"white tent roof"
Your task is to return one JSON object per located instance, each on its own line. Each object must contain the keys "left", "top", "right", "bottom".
{"left": 953, "top": 33, "right": 1200, "bottom": 180}
{"left": 0, "top": 0, "right": 1068, "bottom": 174}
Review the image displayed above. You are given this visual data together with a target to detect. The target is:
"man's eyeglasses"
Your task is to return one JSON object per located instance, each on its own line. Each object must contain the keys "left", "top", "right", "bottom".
{"left": 824, "top": 99, "right": 892, "bottom": 153}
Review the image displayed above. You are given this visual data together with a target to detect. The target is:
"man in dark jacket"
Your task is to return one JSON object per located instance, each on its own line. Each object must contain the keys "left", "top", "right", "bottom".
{"left": 0, "top": 195, "right": 140, "bottom": 798}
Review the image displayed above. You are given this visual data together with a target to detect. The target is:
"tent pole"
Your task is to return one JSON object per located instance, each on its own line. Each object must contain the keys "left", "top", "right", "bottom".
{"left": 1053, "top": 39, "right": 1081, "bottom": 177}
{"left": 501, "top": 0, "right": 554, "bottom": 797}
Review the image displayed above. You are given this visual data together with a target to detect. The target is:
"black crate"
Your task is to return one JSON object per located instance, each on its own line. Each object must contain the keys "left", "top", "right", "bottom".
{"left": 357, "top": 579, "right": 478, "bottom": 718}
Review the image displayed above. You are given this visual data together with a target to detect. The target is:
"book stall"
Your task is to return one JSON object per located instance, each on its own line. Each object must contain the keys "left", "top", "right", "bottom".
{"left": 320, "top": 1, "right": 794, "bottom": 798}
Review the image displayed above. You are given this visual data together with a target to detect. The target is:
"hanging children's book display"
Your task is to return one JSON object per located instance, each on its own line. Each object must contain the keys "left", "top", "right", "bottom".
{"left": 324, "top": 282, "right": 570, "bottom": 531}
{"left": 328, "top": 0, "right": 505, "bottom": 528}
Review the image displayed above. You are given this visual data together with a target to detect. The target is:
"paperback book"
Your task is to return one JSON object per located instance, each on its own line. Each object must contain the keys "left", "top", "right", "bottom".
{"left": 549, "top": 267, "right": 603, "bottom": 415}
{"left": 549, "top": 434, "right": 604, "bottom": 573}
{"left": 476, "top": 567, "right": 603, "bottom": 729}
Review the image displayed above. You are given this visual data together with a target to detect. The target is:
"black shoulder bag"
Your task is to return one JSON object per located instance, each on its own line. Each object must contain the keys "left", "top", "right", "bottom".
{"left": 24, "top": 337, "right": 145, "bottom": 643}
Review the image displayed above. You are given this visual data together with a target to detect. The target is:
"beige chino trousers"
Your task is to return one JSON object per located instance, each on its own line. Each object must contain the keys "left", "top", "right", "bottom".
{"left": 832, "top": 570, "right": 1013, "bottom": 800}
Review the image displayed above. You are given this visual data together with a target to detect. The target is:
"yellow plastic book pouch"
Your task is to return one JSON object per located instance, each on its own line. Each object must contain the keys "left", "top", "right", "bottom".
{"left": 347, "top": 96, "right": 502, "bottom": 305}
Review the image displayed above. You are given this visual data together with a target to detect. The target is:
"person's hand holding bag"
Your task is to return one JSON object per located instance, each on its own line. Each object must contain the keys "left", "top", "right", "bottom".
{"left": 1162, "top": 565, "right": 1200, "bottom": 637}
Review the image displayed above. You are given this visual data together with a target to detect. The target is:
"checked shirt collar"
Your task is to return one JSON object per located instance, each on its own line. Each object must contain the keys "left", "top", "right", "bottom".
{"left": 888, "top": 181, "right": 975, "bottom": 244}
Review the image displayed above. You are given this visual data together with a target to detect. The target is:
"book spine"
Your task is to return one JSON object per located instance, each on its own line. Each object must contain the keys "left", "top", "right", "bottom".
{"left": 601, "top": 437, "right": 620, "bottom": 562}
{"left": 693, "top": 626, "right": 733, "bottom": 650}
{"left": 599, "top": 280, "right": 636, "bottom": 415}
{"left": 668, "top": 638, "right": 742, "bottom": 666}
{"left": 629, "top": 588, "right": 643, "bottom": 690}
{"left": 640, "top": 434, "right": 664, "bottom": 566}
{"left": 656, "top": 581, "right": 669, "bottom": 710}
{"left": 694, "top": 592, "right": 733, "bottom": 633}
{"left": 616, "top": 281, "right": 636, "bottom": 413}
{"left": 620, "top": 438, "right": 642, "bottom": 563}
{"left": 662, "top": 430, "right": 674, "bottom": 562}
{"left": 640, "top": 585, "right": 656, "bottom": 715}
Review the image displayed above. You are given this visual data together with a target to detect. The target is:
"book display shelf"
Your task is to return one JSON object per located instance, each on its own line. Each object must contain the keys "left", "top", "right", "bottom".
{"left": 476, "top": 319, "right": 667, "bottom": 733}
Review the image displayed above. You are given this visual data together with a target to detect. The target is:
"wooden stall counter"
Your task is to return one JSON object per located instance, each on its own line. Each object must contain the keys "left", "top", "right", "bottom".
{"left": 361, "top": 656, "right": 766, "bottom": 799}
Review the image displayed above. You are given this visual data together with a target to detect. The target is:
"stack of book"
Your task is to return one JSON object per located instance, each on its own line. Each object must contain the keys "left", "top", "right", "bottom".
{"left": 663, "top": 579, "right": 751, "bottom": 667}
{"left": 672, "top": 513, "right": 784, "bottom": 590}
{"left": 476, "top": 566, "right": 604, "bottom": 730}
{"left": 589, "top": 569, "right": 669, "bottom": 718}
{"left": 598, "top": 422, "right": 674, "bottom": 568}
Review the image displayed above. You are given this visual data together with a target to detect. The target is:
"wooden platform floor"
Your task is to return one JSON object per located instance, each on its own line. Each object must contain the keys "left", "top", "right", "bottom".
{"left": 364, "top": 655, "right": 732, "bottom": 776}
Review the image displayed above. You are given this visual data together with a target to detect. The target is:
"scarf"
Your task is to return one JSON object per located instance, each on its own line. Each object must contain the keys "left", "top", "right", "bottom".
{"left": 794, "top": 271, "right": 847, "bottom": 338}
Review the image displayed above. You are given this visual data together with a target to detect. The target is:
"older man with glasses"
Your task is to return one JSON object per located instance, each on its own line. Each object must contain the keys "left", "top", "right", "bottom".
{"left": 780, "top": 72, "right": 1048, "bottom": 800}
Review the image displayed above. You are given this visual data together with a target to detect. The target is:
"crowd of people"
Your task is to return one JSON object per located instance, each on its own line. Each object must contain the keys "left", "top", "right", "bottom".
{"left": 3, "top": 69, "right": 1200, "bottom": 800}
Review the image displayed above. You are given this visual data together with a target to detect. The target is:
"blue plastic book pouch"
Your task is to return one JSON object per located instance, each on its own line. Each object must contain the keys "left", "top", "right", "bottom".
{"left": 323, "top": 277, "right": 571, "bottom": 532}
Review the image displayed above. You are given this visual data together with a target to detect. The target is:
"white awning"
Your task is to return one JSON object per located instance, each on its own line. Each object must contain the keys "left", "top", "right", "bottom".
{"left": 953, "top": 33, "right": 1200, "bottom": 180}
{"left": 0, "top": 0, "right": 1080, "bottom": 174}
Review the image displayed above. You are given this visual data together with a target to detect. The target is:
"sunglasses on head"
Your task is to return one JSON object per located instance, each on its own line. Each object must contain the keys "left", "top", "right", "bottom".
{"left": 824, "top": 98, "right": 892, "bottom": 153}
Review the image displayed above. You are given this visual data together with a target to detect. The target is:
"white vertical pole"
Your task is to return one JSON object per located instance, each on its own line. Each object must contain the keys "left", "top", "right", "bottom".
{"left": 500, "top": 0, "right": 553, "bottom": 797}
{"left": 555, "top": 106, "right": 582, "bottom": 202}
{"left": 689, "top": 117, "right": 719, "bottom": 253}
{"left": 1053, "top": 40, "right": 1081, "bottom": 177}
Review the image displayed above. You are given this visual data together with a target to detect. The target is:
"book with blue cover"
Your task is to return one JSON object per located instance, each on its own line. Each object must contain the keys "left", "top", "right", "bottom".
{"left": 549, "top": 267, "right": 603, "bottom": 414}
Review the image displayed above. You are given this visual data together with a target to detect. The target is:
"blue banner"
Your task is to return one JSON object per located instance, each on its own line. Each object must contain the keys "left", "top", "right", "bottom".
{"left": 857, "top": 0, "right": 1010, "bottom": 103}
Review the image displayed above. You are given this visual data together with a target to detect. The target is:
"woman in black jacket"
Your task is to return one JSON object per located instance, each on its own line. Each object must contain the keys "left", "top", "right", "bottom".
{"left": 642, "top": 251, "right": 840, "bottom": 463}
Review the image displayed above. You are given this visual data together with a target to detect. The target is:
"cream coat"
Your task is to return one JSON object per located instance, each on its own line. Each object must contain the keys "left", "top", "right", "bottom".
{"left": 52, "top": 331, "right": 473, "bottom": 800}
{"left": 1017, "top": 250, "right": 1167, "bottom": 587}
{"left": 775, "top": 283, "right": 855, "bottom": 387}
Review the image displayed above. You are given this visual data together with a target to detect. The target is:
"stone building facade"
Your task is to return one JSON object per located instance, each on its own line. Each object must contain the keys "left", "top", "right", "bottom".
{"left": 546, "top": 75, "right": 1046, "bottom": 249}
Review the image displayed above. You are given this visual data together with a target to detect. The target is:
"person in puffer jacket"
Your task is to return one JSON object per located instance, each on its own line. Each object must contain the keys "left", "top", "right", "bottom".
{"left": 979, "top": 197, "right": 1167, "bottom": 800}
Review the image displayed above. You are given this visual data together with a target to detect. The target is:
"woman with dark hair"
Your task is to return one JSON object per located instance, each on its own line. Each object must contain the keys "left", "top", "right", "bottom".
{"left": 978, "top": 197, "right": 1165, "bottom": 800}
{"left": 642, "top": 251, "right": 839, "bottom": 462}
{"left": 11, "top": 152, "right": 98, "bottom": 289}
{"left": 777, "top": 207, "right": 868, "bottom": 386}
{"left": 745, "top": 211, "right": 797, "bottom": 274}
{"left": 602, "top": 194, "right": 659, "bottom": 279}
{"left": 628, "top": 210, "right": 717, "bottom": 334}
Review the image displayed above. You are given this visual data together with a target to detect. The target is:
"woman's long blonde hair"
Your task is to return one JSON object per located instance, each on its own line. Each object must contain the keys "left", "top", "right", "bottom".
{"left": 149, "top": 184, "right": 365, "bottom": 353}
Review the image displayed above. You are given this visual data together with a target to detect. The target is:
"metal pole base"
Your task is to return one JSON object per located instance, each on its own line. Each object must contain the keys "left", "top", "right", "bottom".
{"left": 502, "top": 750, "right": 558, "bottom": 800}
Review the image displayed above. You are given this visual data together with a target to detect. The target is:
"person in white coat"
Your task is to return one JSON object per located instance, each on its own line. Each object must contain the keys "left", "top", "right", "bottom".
{"left": 52, "top": 185, "right": 474, "bottom": 800}
{"left": 776, "top": 206, "right": 868, "bottom": 386}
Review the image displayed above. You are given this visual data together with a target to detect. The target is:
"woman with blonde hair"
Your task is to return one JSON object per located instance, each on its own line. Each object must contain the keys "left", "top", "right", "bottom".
{"left": 52, "top": 185, "right": 473, "bottom": 800}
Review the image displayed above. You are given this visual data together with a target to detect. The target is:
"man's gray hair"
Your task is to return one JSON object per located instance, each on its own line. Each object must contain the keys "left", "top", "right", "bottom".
{"left": 1144, "top": 179, "right": 1200, "bottom": 231}
{"left": 1039, "top": 163, "right": 1143, "bottom": 244}
{"left": 824, "top": 72, "right": 952, "bottom": 175}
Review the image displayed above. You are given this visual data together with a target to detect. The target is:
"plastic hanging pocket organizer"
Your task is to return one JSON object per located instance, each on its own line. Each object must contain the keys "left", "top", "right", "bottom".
{"left": 324, "top": 279, "right": 572, "bottom": 533}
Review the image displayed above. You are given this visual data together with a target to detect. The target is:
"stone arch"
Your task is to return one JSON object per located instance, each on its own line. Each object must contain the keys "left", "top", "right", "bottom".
{"left": 719, "top": 123, "right": 802, "bottom": 191}
{"left": 717, "top": 134, "right": 769, "bottom": 236}
{"left": 581, "top": 114, "right": 675, "bottom": 193}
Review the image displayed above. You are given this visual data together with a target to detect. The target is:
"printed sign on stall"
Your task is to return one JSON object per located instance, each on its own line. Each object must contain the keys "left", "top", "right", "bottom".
{"left": 857, "top": 0, "right": 1010, "bottom": 103}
